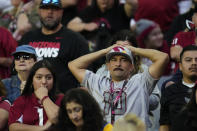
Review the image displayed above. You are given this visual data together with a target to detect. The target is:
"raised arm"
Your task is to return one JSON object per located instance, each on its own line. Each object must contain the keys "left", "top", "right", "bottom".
{"left": 127, "top": 46, "right": 169, "bottom": 79}
{"left": 34, "top": 87, "right": 59, "bottom": 124}
{"left": 68, "top": 45, "right": 116, "bottom": 83}
{"left": 170, "top": 45, "right": 183, "bottom": 62}
{"left": 67, "top": 17, "right": 98, "bottom": 32}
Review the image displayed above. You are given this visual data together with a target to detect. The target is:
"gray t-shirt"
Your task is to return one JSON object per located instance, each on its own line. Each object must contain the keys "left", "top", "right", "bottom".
{"left": 82, "top": 68, "right": 157, "bottom": 126}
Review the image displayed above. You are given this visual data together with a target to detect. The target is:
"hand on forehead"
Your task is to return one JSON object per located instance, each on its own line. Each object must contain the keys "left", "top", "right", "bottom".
{"left": 115, "top": 41, "right": 130, "bottom": 47}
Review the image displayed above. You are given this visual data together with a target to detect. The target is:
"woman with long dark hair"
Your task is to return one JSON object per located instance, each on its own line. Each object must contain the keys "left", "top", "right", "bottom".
{"left": 8, "top": 60, "right": 64, "bottom": 131}
{"left": 47, "top": 88, "right": 112, "bottom": 131}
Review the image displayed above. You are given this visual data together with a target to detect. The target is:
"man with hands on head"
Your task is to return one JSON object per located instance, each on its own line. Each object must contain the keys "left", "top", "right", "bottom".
{"left": 68, "top": 42, "right": 169, "bottom": 127}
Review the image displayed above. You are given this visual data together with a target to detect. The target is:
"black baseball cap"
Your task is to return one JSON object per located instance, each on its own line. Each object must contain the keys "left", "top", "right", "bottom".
{"left": 39, "top": 0, "right": 62, "bottom": 9}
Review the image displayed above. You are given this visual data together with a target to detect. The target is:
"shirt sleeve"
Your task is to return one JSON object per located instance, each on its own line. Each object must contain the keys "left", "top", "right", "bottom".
{"left": 81, "top": 70, "right": 108, "bottom": 94}
{"left": 82, "top": 70, "right": 99, "bottom": 88}
{"left": 171, "top": 32, "right": 184, "bottom": 47}
{"left": 141, "top": 68, "right": 158, "bottom": 95}
{"left": 8, "top": 96, "right": 25, "bottom": 125}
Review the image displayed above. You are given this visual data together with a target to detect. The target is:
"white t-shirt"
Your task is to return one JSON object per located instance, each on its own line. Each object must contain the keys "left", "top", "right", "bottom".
{"left": 82, "top": 68, "right": 157, "bottom": 126}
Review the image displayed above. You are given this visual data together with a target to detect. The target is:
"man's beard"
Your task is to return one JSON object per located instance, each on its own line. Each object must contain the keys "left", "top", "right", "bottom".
{"left": 189, "top": 74, "right": 197, "bottom": 82}
{"left": 40, "top": 17, "right": 61, "bottom": 30}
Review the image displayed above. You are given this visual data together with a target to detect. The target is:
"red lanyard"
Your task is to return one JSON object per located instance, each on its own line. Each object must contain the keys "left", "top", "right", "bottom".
{"left": 110, "top": 80, "right": 128, "bottom": 124}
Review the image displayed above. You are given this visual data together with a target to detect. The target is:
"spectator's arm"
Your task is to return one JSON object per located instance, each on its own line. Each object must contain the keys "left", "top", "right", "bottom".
{"left": 0, "top": 57, "right": 13, "bottom": 67}
{"left": 67, "top": 17, "right": 98, "bottom": 32}
{"left": 42, "top": 97, "right": 59, "bottom": 123}
{"left": 127, "top": 46, "right": 169, "bottom": 79}
{"left": 170, "top": 45, "right": 183, "bottom": 62}
{"left": 0, "top": 108, "right": 9, "bottom": 130}
{"left": 34, "top": 87, "right": 59, "bottom": 124}
{"left": 68, "top": 44, "right": 116, "bottom": 83}
{"left": 13, "top": 13, "right": 32, "bottom": 41}
{"left": 159, "top": 125, "right": 170, "bottom": 131}
{"left": 9, "top": 121, "right": 51, "bottom": 131}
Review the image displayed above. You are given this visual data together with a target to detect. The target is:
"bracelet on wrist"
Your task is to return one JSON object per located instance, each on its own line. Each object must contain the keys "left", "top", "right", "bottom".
{"left": 41, "top": 96, "right": 49, "bottom": 105}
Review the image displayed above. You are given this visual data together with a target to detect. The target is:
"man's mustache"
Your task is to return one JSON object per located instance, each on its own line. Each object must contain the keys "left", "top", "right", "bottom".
{"left": 113, "top": 68, "right": 124, "bottom": 71}
{"left": 189, "top": 66, "right": 197, "bottom": 71}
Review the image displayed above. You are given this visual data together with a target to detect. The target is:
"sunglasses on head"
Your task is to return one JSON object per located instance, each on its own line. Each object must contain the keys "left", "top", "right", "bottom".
{"left": 14, "top": 54, "right": 33, "bottom": 61}
{"left": 42, "top": 0, "right": 59, "bottom": 5}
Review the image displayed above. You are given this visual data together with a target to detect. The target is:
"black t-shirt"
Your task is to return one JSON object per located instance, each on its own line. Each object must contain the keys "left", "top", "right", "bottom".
{"left": 172, "top": 107, "right": 197, "bottom": 131}
{"left": 160, "top": 80, "right": 193, "bottom": 130}
{"left": 62, "top": 6, "right": 78, "bottom": 26}
{"left": 19, "top": 26, "right": 89, "bottom": 93}
{"left": 78, "top": 4, "right": 130, "bottom": 38}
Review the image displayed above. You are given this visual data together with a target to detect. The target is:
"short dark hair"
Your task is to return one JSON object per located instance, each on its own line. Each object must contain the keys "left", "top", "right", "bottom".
{"left": 180, "top": 45, "right": 197, "bottom": 62}
{"left": 22, "top": 60, "right": 57, "bottom": 102}
{"left": 53, "top": 88, "right": 105, "bottom": 131}
{"left": 110, "top": 29, "right": 138, "bottom": 47}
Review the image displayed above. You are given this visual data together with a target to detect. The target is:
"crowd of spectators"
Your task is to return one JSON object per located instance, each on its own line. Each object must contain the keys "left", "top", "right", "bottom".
{"left": 1, "top": 0, "right": 197, "bottom": 131}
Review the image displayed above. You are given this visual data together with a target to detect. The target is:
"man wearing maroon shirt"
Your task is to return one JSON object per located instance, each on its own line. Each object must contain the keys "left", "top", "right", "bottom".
{"left": 170, "top": 12, "right": 197, "bottom": 72}
{"left": 0, "top": 27, "right": 17, "bottom": 79}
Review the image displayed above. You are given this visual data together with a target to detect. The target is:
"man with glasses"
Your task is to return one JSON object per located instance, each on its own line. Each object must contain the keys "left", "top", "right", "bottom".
{"left": 2, "top": 45, "right": 37, "bottom": 103}
{"left": 19, "top": 0, "right": 89, "bottom": 93}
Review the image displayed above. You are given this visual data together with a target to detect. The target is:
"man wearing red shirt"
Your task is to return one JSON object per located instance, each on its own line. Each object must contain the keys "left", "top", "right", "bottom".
{"left": 0, "top": 27, "right": 17, "bottom": 79}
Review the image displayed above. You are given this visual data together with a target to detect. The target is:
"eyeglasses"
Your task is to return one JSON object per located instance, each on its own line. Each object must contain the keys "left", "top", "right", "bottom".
{"left": 14, "top": 54, "right": 33, "bottom": 61}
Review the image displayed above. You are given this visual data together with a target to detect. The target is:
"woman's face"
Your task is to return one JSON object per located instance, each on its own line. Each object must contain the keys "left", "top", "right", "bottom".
{"left": 144, "top": 26, "right": 163, "bottom": 49}
{"left": 33, "top": 68, "right": 53, "bottom": 91}
{"left": 66, "top": 101, "right": 84, "bottom": 128}
{"left": 14, "top": 53, "right": 36, "bottom": 73}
